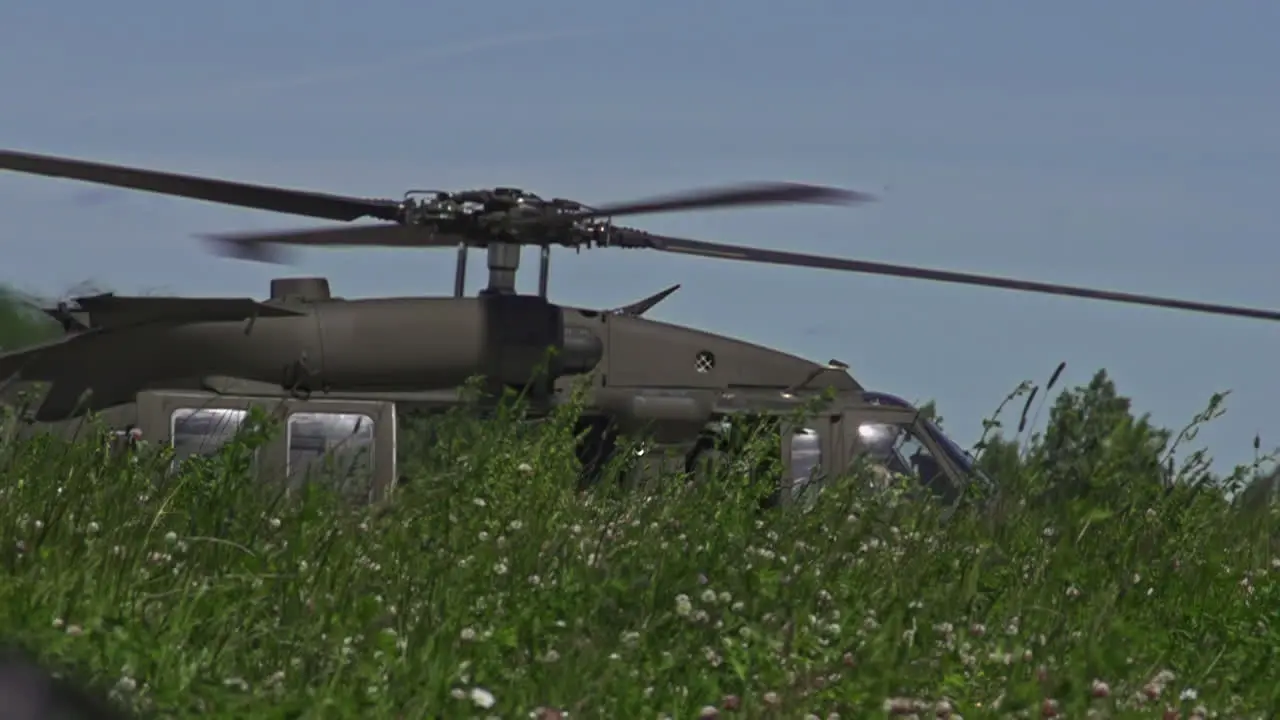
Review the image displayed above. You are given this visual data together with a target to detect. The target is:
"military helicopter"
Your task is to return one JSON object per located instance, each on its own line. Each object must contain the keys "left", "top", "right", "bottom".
{"left": 2, "top": 149, "right": 1277, "bottom": 505}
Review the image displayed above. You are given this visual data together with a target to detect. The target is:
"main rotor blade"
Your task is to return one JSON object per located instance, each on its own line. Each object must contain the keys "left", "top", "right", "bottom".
{"left": 618, "top": 230, "right": 1280, "bottom": 323}
{"left": 0, "top": 149, "right": 403, "bottom": 222}
{"left": 560, "top": 182, "right": 873, "bottom": 222}
{"left": 200, "top": 224, "right": 466, "bottom": 263}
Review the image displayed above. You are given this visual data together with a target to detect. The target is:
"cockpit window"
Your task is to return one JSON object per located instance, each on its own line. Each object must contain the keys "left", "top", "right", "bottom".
{"left": 789, "top": 428, "right": 823, "bottom": 499}
{"left": 862, "top": 391, "right": 993, "bottom": 491}
{"left": 856, "top": 421, "right": 955, "bottom": 502}
{"left": 921, "top": 420, "right": 994, "bottom": 491}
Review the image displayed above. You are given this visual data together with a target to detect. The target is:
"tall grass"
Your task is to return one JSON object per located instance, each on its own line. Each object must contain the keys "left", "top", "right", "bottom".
{"left": 1, "top": 381, "right": 1278, "bottom": 718}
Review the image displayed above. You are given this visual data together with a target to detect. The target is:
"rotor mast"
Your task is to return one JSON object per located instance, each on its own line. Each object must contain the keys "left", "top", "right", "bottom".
{"left": 456, "top": 242, "right": 549, "bottom": 298}
{"left": 480, "top": 242, "right": 521, "bottom": 296}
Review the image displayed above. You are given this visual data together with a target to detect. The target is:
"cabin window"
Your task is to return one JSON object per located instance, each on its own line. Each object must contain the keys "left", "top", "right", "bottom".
{"left": 285, "top": 412, "right": 376, "bottom": 494}
{"left": 170, "top": 408, "right": 249, "bottom": 463}
{"left": 691, "top": 418, "right": 825, "bottom": 505}
{"left": 856, "top": 422, "right": 954, "bottom": 501}
{"left": 788, "top": 428, "right": 823, "bottom": 499}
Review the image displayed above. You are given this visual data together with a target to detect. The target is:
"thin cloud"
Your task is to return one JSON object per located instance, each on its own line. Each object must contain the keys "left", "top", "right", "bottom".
{"left": 97, "top": 27, "right": 601, "bottom": 119}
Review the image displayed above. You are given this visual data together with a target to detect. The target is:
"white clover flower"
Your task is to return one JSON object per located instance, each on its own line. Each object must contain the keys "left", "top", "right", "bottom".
{"left": 469, "top": 687, "right": 496, "bottom": 709}
{"left": 675, "top": 594, "right": 693, "bottom": 617}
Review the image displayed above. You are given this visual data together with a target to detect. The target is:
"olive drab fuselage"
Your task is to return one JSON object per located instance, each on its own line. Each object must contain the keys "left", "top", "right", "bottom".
{"left": 2, "top": 278, "right": 985, "bottom": 504}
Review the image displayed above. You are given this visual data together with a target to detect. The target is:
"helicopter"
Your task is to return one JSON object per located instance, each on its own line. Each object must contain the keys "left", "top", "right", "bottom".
{"left": 2, "top": 148, "right": 1278, "bottom": 506}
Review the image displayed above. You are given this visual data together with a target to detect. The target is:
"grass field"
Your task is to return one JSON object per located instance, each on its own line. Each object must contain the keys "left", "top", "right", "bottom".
{"left": 2, "top": 294, "right": 1279, "bottom": 718}
{"left": 2, "top": 382, "right": 1279, "bottom": 720}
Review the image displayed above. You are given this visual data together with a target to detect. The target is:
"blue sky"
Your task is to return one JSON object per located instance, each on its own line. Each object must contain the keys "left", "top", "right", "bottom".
{"left": 2, "top": 1, "right": 1279, "bottom": 470}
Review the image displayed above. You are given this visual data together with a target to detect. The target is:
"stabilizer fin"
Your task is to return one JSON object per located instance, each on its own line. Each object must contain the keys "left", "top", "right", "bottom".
{"left": 610, "top": 284, "right": 681, "bottom": 317}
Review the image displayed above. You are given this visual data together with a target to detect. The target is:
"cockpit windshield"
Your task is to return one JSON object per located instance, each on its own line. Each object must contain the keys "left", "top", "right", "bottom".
{"left": 921, "top": 419, "right": 995, "bottom": 491}
{"left": 862, "top": 391, "right": 994, "bottom": 489}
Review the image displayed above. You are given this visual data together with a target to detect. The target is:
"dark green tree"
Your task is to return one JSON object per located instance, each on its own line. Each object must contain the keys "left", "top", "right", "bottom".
{"left": 0, "top": 286, "right": 61, "bottom": 351}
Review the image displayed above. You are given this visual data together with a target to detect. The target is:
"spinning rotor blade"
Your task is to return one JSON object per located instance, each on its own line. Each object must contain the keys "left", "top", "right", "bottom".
{"left": 615, "top": 230, "right": 1280, "bottom": 323}
{"left": 202, "top": 224, "right": 466, "bottom": 263}
{"left": 0, "top": 149, "right": 402, "bottom": 222}
{"left": 531, "top": 182, "right": 873, "bottom": 223}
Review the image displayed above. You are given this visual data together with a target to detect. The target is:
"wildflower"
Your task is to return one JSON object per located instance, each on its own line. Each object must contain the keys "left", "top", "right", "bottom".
{"left": 882, "top": 697, "right": 925, "bottom": 715}
{"left": 222, "top": 677, "right": 250, "bottom": 692}
{"left": 675, "top": 594, "right": 693, "bottom": 617}
{"left": 1140, "top": 669, "right": 1175, "bottom": 700}
{"left": 469, "top": 687, "right": 496, "bottom": 709}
